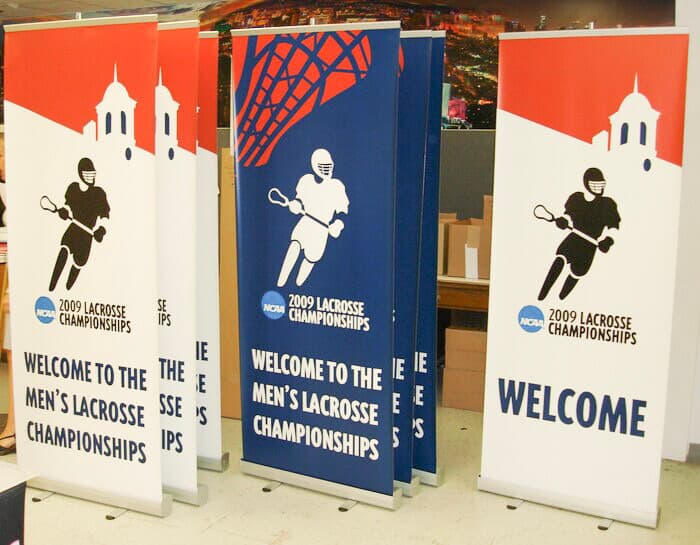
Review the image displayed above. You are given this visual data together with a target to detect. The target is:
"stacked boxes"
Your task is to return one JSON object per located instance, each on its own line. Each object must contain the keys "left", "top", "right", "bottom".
{"left": 447, "top": 218, "right": 484, "bottom": 278}
{"left": 442, "top": 327, "right": 487, "bottom": 412}
{"left": 442, "top": 195, "right": 493, "bottom": 280}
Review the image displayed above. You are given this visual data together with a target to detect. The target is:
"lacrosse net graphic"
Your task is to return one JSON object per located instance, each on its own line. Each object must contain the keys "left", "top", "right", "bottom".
{"left": 233, "top": 31, "right": 372, "bottom": 168}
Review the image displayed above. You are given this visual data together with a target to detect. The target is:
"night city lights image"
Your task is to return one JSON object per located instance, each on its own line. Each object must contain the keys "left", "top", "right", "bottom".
{"left": 0, "top": 0, "right": 675, "bottom": 128}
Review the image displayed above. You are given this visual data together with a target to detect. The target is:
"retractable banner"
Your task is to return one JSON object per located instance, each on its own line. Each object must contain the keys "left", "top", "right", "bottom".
{"left": 156, "top": 21, "right": 205, "bottom": 505}
{"left": 413, "top": 31, "right": 444, "bottom": 486}
{"left": 195, "top": 31, "right": 227, "bottom": 472}
{"left": 479, "top": 28, "right": 689, "bottom": 527}
{"left": 231, "top": 22, "right": 402, "bottom": 509}
{"left": 4, "top": 16, "right": 170, "bottom": 516}
{"left": 393, "top": 31, "right": 432, "bottom": 496}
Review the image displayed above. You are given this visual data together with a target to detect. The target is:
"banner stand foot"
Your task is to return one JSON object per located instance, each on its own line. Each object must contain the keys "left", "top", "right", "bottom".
{"left": 478, "top": 475, "right": 660, "bottom": 528}
{"left": 395, "top": 476, "right": 421, "bottom": 497}
{"left": 262, "top": 481, "right": 282, "bottom": 493}
{"left": 412, "top": 467, "right": 444, "bottom": 487}
{"left": 339, "top": 500, "right": 357, "bottom": 512}
{"left": 30, "top": 478, "right": 172, "bottom": 517}
{"left": 241, "top": 460, "right": 402, "bottom": 510}
{"left": 163, "top": 484, "right": 208, "bottom": 506}
{"left": 507, "top": 499, "right": 525, "bottom": 510}
{"left": 106, "top": 508, "right": 128, "bottom": 520}
{"left": 598, "top": 518, "right": 614, "bottom": 531}
{"left": 31, "top": 490, "right": 55, "bottom": 503}
{"left": 197, "top": 452, "right": 230, "bottom": 472}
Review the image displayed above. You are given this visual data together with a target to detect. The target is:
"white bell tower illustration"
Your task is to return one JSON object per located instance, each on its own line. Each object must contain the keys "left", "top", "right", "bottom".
{"left": 608, "top": 75, "right": 660, "bottom": 171}
{"left": 156, "top": 69, "right": 179, "bottom": 160}
{"left": 95, "top": 64, "right": 137, "bottom": 160}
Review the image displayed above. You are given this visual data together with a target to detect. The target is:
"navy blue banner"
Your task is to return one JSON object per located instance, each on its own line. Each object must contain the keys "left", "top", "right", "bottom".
{"left": 393, "top": 33, "right": 432, "bottom": 487}
{"left": 232, "top": 24, "right": 400, "bottom": 497}
{"left": 413, "top": 32, "right": 444, "bottom": 479}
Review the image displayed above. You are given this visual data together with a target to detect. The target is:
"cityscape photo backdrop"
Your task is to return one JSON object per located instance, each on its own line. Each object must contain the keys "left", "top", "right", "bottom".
{"left": 0, "top": 0, "right": 674, "bottom": 128}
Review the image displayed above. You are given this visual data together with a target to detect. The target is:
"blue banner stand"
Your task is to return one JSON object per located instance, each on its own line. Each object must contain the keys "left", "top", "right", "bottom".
{"left": 392, "top": 29, "right": 434, "bottom": 499}
{"left": 231, "top": 21, "right": 404, "bottom": 511}
{"left": 241, "top": 461, "right": 402, "bottom": 510}
{"left": 412, "top": 30, "right": 446, "bottom": 488}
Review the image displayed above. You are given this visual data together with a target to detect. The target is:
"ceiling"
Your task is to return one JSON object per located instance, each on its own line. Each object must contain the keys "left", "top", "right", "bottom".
{"left": 0, "top": 1, "right": 187, "bottom": 20}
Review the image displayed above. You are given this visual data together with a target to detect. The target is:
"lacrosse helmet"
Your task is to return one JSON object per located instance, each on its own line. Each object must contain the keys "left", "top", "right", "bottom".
{"left": 583, "top": 167, "right": 605, "bottom": 196}
{"left": 78, "top": 157, "right": 97, "bottom": 186}
{"left": 311, "top": 148, "right": 334, "bottom": 180}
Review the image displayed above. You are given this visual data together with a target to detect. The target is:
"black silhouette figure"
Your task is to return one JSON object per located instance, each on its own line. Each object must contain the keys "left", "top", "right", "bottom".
{"left": 536, "top": 167, "right": 620, "bottom": 301}
{"left": 43, "top": 158, "right": 110, "bottom": 291}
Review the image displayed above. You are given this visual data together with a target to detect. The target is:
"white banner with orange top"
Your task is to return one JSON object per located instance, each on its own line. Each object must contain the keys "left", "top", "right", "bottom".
{"left": 480, "top": 28, "right": 689, "bottom": 528}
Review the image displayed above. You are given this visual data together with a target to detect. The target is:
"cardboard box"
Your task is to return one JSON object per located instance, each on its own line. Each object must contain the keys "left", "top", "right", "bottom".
{"left": 219, "top": 148, "right": 241, "bottom": 419}
{"left": 479, "top": 195, "right": 493, "bottom": 279}
{"left": 480, "top": 224, "right": 492, "bottom": 279}
{"left": 438, "top": 212, "right": 458, "bottom": 276}
{"left": 446, "top": 348, "right": 486, "bottom": 373}
{"left": 447, "top": 219, "right": 482, "bottom": 278}
{"left": 442, "top": 367, "right": 485, "bottom": 412}
{"left": 483, "top": 194, "right": 493, "bottom": 225}
{"left": 465, "top": 223, "right": 481, "bottom": 279}
{"left": 437, "top": 222, "right": 445, "bottom": 275}
{"left": 445, "top": 327, "right": 487, "bottom": 372}
{"left": 446, "top": 326, "right": 487, "bottom": 353}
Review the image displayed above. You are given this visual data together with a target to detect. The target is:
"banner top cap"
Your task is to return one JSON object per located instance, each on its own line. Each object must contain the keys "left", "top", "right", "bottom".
{"left": 400, "top": 30, "right": 432, "bottom": 38}
{"left": 199, "top": 31, "right": 219, "bottom": 38}
{"left": 230, "top": 20, "right": 400, "bottom": 37}
{"left": 4, "top": 14, "right": 157, "bottom": 33}
{"left": 158, "top": 20, "right": 199, "bottom": 30}
{"left": 498, "top": 26, "right": 688, "bottom": 41}
{"left": 431, "top": 30, "right": 447, "bottom": 37}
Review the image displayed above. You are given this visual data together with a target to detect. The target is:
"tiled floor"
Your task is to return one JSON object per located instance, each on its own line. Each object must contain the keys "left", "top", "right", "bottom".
{"left": 1, "top": 365, "right": 699, "bottom": 544}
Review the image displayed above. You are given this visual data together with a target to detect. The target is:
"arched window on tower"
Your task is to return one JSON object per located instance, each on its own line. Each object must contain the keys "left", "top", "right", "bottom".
{"left": 165, "top": 113, "right": 170, "bottom": 136}
{"left": 620, "top": 123, "right": 629, "bottom": 145}
{"left": 121, "top": 111, "right": 127, "bottom": 135}
{"left": 640, "top": 122, "right": 647, "bottom": 145}
{"left": 105, "top": 112, "right": 112, "bottom": 135}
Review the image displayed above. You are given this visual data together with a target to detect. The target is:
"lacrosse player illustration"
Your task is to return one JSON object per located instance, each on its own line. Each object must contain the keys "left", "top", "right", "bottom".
{"left": 42, "top": 157, "right": 110, "bottom": 291}
{"left": 535, "top": 167, "right": 620, "bottom": 301}
{"left": 269, "top": 148, "right": 349, "bottom": 288}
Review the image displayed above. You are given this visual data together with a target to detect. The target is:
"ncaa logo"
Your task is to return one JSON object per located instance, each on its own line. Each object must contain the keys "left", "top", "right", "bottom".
{"left": 518, "top": 305, "right": 544, "bottom": 333}
{"left": 35, "top": 296, "right": 56, "bottom": 324}
{"left": 261, "top": 291, "right": 286, "bottom": 320}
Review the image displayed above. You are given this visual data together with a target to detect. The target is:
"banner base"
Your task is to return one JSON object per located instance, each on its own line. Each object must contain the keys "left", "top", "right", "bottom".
{"left": 197, "top": 452, "right": 230, "bottom": 472}
{"left": 240, "top": 460, "right": 402, "bottom": 510}
{"left": 394, "top": 476, "right": 421, "bottom": 497}
{"left": 163, "top": 483, "right": 208, "bottom": 506}
{"left": 413, "top": 467, "right": 444, "bottom": 487}
{"left": 477, "top": 475, "right": 659, "bottom": 528}
{"left": 29, "top": 478, "right": 172, "bottom": 517}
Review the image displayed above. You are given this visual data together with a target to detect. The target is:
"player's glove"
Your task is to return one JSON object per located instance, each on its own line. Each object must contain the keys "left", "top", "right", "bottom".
{"left": 598, "top": 236, "right": 614, "bottom": 253}
{"left": 94, "top": 226, "right": 106, "bottom": 243}
{"left": 288, "top": 200, "right": 303, "bottom": 215}
{"left": 57, "top": 207, "right": 70, "bottom": 220}
{"left": 555, "top": 216, "right": 570, "bottom": 230}
{"left": 329, "top": 219, "right": 345, "bottom": 239}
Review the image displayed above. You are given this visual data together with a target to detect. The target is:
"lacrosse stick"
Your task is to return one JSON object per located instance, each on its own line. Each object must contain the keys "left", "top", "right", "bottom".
{"left": 533, "top": 204, "right": 598, "bottom": 246}
{"left": 40, "top": 195, "right": 94, "bottom": 236}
